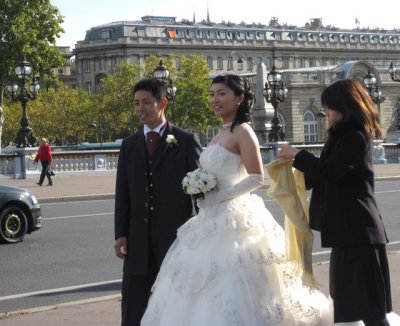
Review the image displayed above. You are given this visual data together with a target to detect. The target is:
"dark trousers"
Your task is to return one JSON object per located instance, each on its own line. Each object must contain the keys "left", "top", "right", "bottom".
{"left": 38, "top": 160, "right": 52, "bottom": 185}
{"left": 121, "top": 251, "right": 158, "bottom": 326}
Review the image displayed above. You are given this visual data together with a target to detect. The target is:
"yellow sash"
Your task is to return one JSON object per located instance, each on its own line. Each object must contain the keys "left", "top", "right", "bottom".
{"left": 266, "top": 158, "right": 319, "bottom": 289}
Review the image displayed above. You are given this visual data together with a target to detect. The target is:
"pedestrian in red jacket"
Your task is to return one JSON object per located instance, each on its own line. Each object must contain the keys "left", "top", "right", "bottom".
{"left": 34, "top": 137, "right": 53, "bottom": 186}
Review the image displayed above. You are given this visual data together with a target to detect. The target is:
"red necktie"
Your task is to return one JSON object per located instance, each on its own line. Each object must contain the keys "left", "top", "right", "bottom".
{"left": 146, "top": 131, "right": 160, "bottom": 157}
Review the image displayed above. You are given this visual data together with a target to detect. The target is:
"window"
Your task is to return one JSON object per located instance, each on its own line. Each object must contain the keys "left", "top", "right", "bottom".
{"left": 207, "top": 56, "right": 213, "bottom": 69}
{"left": 98, "top": 58, "right": 106, "bottom": 72}
{"left": 138, "top": 28, "right": 146, "bottom": 37}
{"left": 84, "top": 60, "right": 91, "bottom": 73}
{"left": 283, "top": 56, "right": 290, "bottom": 68}
{"left": 227, "top": 56, "right": 233, "bottom": 70}
{"left": 100, "top": 30, "right": 111, "bottom": 39}
{"left": 217, "top": 57, "right": 223, "bottom": 70}
{"left": 265, "top": 57, "right": 272, "bottom": 68}
{"left": 247, "top": 57, "right": 253, "bottom": 70}
{"left": 112, "top": 57, "right": 121, "bottom": 69}
{"left": 303, "top": 111, "right": 318, "bottom": 143}
{"left": 85, "top": 81, "right": 92, "bottom": 93}
{"left": 274, "top": 112, "right": 286, "bottom": 137}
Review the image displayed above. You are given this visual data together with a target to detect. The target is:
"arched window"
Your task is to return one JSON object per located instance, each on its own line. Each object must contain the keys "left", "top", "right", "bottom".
{"left": 277, "top": 112, "right": 286, "bottom": 135}
{"left": 303, "top": 111, "right": 318, "bottom": 143}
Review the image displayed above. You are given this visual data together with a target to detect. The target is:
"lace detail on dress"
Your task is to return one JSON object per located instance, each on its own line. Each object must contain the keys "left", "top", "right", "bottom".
{"left": 141, "top": 144, "right": 330, "bottom": 326}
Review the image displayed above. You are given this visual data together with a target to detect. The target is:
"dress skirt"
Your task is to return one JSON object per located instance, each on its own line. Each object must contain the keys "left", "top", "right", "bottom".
{"left": 329, "top": 245, "right": 392, "bottom": 323}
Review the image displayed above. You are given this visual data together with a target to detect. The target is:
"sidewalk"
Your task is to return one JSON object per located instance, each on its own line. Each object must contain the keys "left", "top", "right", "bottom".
{"left": 0, "top": 164, "right": 399, "bottom": 325}
{"left": 1, "top": 163, "right": 400, "bottom": 202}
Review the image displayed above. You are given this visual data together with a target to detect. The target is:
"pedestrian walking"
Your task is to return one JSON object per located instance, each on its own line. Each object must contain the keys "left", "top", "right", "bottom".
{"left": 34, "top": 137, "right": 53, "bottom": 186}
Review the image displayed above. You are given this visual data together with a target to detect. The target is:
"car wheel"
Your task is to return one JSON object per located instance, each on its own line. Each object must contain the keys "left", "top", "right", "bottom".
{"left": 0, "top": 206, "right": 28, "bottom": 244}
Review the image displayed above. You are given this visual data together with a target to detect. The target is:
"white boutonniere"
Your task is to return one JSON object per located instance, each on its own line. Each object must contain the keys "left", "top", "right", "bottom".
{"left": 165, "top": 134, "right": 178, "bottom": 150}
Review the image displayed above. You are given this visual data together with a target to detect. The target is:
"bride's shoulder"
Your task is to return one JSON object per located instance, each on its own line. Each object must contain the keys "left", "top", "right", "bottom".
{"left": 233, "top": 122, "right": 254, "bottom": 137}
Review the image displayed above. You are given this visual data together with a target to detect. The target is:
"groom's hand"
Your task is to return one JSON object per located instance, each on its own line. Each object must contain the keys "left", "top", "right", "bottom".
{"left": 114, "top": 237, "right": 128, "bottom": 259}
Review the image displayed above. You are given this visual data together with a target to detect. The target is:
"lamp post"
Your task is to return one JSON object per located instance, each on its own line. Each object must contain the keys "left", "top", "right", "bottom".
{"left": 231, "top": 51, "right": 244, "bottom": 64}
{"left": 262, "top": 65, "right": 287, "bottom": 142}
{"left": 7, "top": 59, "right": 39, "bottom": 147}
{"left": 388, "top": 62, "right": 400, "bottom": 82}
{"left": 153, "top": 60, "right": 177, "bottom": 122}
{"left": 88, "top": 122, "right": 103, "bottom": 148}
{"left": 363, "top": 69, "right": 385, "bottom": 122}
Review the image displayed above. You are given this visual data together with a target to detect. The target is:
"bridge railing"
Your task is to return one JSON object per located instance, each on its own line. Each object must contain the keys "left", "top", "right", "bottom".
{"left": 0, "top": 143, "right": 398, "bottom": 179}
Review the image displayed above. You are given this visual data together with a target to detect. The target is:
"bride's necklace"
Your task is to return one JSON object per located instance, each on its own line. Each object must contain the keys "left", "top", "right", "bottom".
{"left": 222, "top": 121, "right": 233, "bottom": 129}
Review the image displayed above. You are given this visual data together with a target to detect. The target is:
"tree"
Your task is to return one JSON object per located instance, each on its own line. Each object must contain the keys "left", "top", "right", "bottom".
{"left": 143, "top": 54, "right": 215, "bottom": 132}
{"left": 27, "top": 83, "right": 92, "bottom": 145}
{"left": 92, "top": 61, "right": 141, "bottom": 140}
{"left": 174, "top": 55, "right": 217, "bottom": 133}
{"left": 0, "top": 0, "right": 64, "bottom": 107}
{"left": 0, "top": 0, "right": 64, "bottom": 148}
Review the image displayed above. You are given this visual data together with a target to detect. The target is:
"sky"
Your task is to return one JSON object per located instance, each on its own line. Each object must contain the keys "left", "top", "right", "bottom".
{"left": 50, "top": 0, "right": 400, "bottom": 50}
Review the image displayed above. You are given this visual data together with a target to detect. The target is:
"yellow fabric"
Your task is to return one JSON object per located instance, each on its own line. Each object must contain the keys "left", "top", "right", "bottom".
{"left": 266, "top": 158, "right": 319, "bottom": 289}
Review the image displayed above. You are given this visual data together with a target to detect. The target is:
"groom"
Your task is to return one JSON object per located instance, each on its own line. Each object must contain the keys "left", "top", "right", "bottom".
{"left": 114, "top": 77, "right": 202, "bottom": 326}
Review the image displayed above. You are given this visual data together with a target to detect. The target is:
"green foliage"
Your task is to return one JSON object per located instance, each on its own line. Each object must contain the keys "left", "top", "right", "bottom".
{"left": 92, "top": 61, "right": 141, "bottom": 140}
{"left": 173, "top": 55, "right": 218, "bottom": 132}
{"left": 2, "top": 83, "right": 92, "bottom": 145}
{"left": 2, "top": 55, "right": 215, "bottom": 147}
{"left": 142, "top": 54, "right": 215, "bottom": 132}
{"left": 0, "top": 0, "right": 64, "bottom": 105}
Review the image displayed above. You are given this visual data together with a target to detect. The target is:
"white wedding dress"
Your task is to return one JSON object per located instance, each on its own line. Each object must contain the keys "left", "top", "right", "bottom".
{"left": 141, "top": 144, "right": 388, "bottom": 326}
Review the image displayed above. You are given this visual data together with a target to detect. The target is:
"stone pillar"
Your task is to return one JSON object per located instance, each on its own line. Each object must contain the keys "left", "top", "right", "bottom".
{"left": 386, "top": 99, "right": 400, "bottom": 144}
{"left": 253, "top": 62, "right": 274, "bottom": 146}
{"left": 13, "top": 147, "right": 39, "bottom": 179}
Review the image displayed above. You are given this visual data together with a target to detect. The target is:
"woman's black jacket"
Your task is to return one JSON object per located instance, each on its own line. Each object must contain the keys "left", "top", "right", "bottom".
{"left": 292, "top": 122, "right": 388, "bottom": 248}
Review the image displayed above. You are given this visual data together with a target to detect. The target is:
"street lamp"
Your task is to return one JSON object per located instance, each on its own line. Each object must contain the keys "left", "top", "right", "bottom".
{"left": 153, "top": 60, "right": 177, "bottom": 122}
{"left": 7, "top": 58, "right": 40, "bottom": 147}
{"left": 262, "top": 65, "right": 288, "bottom": 142}
{"left": 388, "top": 62, "right": 400, "bottom": 82}
{"left": 88, "top": 122, "right": 103, "bottom": 148}
{"left": 363, "top": 69, "right": 385, "bottom": 122}
{"left": 231, "top": 51, "right": 244, "bottom": 64}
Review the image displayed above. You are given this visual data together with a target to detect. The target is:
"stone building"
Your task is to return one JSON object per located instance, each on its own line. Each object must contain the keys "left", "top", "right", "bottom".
{"left": 73, "top": 15, "right": 400, "bottom": 143}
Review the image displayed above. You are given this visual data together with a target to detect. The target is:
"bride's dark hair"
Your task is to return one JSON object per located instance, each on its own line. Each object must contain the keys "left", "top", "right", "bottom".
{"left": 211, "top": 74, "right": 255, "bottom": 132}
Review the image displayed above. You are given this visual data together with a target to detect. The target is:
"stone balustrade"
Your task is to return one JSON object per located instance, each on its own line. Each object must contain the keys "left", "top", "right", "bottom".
{"left": 0, "top": 143, "right": 398, "bottom": 179}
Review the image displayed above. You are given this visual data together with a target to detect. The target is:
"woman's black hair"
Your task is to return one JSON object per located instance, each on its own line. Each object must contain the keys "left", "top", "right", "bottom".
{"left": 321, "top": 79, "right": 382, "bottom": 141}
{"left": 211, "top": 74, "right": 255, "bottom": 132}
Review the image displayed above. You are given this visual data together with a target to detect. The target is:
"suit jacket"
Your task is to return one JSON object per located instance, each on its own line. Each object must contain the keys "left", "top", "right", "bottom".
{"left": 114, "top": 122, "right": 202, "bottom": 275}
{"left": 292, "top": 122, "right": 388, "bottom": 248}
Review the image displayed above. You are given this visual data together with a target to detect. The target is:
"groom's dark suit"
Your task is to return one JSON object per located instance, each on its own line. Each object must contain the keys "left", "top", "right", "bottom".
{"left": 115, "top": 122, "right": 202, "bottom": 325}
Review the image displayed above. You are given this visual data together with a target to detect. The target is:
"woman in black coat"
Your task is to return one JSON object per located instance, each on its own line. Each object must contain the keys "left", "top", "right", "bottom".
{"left": 278, "top": 79, "right": 392, "bottom": 326}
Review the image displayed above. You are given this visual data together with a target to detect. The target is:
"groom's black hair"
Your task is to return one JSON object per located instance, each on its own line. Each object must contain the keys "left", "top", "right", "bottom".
{"left": 133, "top": 78, "right": 167, "bottom": 102}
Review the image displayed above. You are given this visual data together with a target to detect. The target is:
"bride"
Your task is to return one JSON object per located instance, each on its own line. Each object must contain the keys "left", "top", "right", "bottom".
{"left": 140, "top": 74, "right": 356, "bottom": 325}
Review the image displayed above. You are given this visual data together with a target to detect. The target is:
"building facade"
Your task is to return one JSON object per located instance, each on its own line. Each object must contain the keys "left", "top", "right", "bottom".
{"left": 73, "top": 15, "right": 400, "bottom": 143}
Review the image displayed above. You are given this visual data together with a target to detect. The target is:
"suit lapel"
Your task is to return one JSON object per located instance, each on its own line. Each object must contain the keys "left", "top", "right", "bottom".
{"left": 135, "top": 128, "right": 147, "bottom": 165}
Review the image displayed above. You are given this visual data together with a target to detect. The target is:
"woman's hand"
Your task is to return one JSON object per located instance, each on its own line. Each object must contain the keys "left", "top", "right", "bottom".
{"left": 277, "top": 144, "right": 300, "bottom": 159}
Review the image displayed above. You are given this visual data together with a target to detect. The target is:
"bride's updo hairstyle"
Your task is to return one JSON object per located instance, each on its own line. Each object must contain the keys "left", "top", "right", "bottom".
{"left": 211, "top": 74, "right": 255, "bottom": 132}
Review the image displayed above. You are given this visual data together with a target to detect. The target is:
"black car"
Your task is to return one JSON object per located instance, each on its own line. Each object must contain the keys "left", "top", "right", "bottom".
{"left": 0, "top": 185, "right": 42, "bottom": 244}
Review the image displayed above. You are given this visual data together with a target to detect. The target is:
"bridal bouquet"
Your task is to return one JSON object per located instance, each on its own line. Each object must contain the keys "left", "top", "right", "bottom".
{"left": 182, "top": 168, "right": 217, "bottom": 201}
